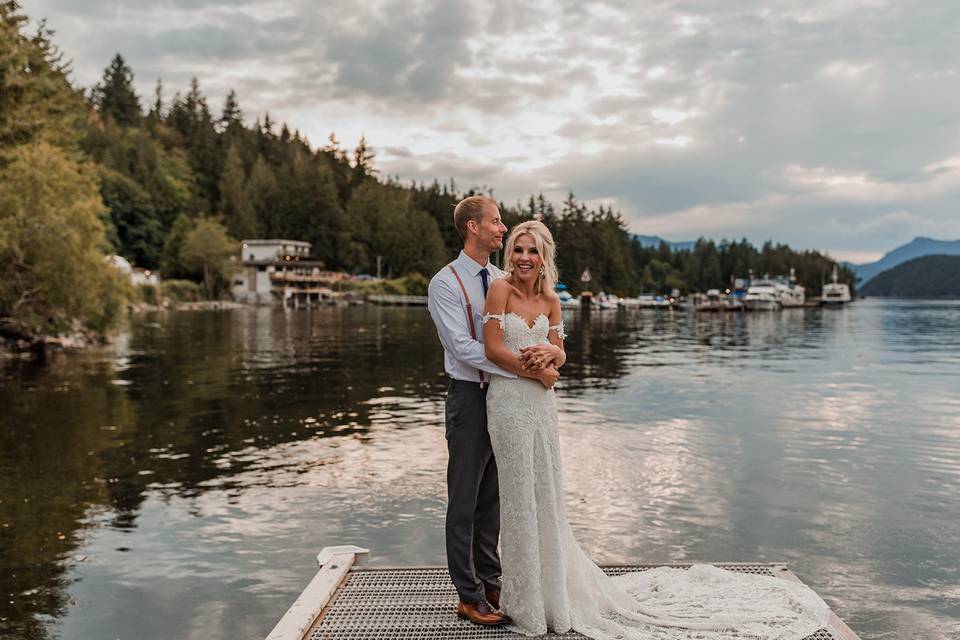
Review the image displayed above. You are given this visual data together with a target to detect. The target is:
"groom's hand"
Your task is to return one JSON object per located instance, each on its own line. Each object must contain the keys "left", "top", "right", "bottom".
{"left": 520, "top": 344, "right": 562, "bottom": 371}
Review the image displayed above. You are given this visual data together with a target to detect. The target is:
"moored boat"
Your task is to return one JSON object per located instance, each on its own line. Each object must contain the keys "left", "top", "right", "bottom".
{"left": 744, "top": 283, "right": 781, "bottom": 311}
{"left": 822, "top": 265, "right": 852, "bottom": 305}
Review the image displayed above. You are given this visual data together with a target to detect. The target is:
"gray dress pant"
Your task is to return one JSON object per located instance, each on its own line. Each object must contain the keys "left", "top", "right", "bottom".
{"left": 444, "top": 379, "right": 501, "bottom": 604}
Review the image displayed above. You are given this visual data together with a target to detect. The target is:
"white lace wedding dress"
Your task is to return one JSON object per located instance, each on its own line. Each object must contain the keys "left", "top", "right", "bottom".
{"left": 483, "top": 311, "right": 830, "bottom": 640}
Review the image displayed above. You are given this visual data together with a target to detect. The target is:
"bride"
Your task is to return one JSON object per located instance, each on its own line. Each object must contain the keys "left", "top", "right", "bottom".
{"left": 481, "top": 220, "right": 829, "bottom": 639}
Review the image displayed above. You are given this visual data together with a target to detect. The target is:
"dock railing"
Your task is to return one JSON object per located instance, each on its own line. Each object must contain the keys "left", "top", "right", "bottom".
{"left": 265, "top": 545, "right": 369, "bottom": 640}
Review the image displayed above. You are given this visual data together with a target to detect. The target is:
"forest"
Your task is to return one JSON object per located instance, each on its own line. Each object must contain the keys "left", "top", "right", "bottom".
{"left": 0, "top": 2, "right": 855, "bottom": 338}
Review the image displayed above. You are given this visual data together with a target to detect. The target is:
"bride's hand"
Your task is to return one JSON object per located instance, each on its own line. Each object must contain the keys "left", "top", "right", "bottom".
{"left": 537, "top": 365, "right": 559, "bottom": 389}
{"left": 521, "top": 355, "right": 543, "bottom": 372}
{"left": 521, "top": 344, "right": 560, "bottom": 371}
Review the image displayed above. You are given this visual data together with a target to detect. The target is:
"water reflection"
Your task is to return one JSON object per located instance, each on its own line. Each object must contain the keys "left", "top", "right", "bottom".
{"left": 1, "top": 301, "right": 959, "bottom": 639}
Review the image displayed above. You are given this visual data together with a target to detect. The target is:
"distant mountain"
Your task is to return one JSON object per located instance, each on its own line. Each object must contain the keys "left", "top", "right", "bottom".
{"left": 845, "top": 237, "right": 960, "bottom": 284}
{"left": 860, "top": 255, "right": 960, "bottom": 298}
{"left": 634, "top": 235, "right": 697, "bottom": 252}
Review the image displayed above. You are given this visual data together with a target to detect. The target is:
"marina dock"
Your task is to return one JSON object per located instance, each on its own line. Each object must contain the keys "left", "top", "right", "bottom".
{"left": 367, "top": 294, "right": 429, "bottom": 306}
{"left": 265, "top": 546, "right": 861, "bottom": 640}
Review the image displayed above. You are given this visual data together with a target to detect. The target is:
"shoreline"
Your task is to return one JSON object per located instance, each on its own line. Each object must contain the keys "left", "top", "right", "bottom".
{"left": 0, "top": 301, "right": 247, "bottom": 360}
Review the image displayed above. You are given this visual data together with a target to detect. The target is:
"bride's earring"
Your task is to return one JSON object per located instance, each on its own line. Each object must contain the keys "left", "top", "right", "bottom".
{"left": 539, "top": 265, "right": 545, "bottom": 278}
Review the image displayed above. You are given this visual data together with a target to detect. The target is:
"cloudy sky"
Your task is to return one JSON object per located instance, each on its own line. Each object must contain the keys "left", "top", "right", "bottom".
{"left": 28, "top": 0, "right": 960, "bottom": 262}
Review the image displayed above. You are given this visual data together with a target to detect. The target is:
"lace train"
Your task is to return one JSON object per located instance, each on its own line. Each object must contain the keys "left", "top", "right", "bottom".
{"left": 484, "top": 312, "right": 830, "bottom": 639}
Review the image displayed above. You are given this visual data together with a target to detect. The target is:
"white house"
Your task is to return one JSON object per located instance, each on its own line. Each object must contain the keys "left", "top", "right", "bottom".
{"left": 108, "top": 255, "right": 161, "bottom": 286}
{"left": 232, "top": 239, "right": 345, "bottom": 306}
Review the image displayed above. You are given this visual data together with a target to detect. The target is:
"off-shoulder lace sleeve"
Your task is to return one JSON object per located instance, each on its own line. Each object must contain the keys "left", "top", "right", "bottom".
{"left": 549, "top": 321, "right": 566, "bottom": 340}
{"left": 483, "top": 312, "right": 506, "bottom": 330}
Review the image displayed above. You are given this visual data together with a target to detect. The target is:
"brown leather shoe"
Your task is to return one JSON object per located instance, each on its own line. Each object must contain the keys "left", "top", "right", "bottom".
{"left": 456, "top": 600, "right": 510, "bottom": 626}
{"left": 484, "top": 589, "right": 501, "bottom": 610}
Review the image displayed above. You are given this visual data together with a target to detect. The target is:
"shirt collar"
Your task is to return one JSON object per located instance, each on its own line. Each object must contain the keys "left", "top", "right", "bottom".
{"left": 456, "top": 250, "right": 490, "bottom": 277}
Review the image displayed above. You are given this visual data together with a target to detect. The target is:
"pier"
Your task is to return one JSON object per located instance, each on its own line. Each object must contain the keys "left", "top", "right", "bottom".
{"left": 367, "top": 294, "right": 429, "bottom": 306}
{"left": 265, "top": 546, "right": 861, "bottom": 640}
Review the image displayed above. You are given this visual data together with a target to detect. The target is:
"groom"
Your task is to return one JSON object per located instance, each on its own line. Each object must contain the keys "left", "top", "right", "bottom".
{"left": 428, "top": 196, "right": 561, "bottom": 626}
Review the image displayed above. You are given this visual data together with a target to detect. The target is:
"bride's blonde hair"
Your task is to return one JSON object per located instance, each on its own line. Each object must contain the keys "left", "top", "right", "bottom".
{"left": 503, "top": 220, "right": 558, "bottom": 295}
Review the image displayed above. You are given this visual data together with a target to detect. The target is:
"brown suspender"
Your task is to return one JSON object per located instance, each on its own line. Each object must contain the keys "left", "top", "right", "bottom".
{"left": 447, "top": 264, "right": 485, "bottom": 385}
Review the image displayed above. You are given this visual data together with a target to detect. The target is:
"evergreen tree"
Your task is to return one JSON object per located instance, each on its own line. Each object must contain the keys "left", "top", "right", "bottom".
{"left": 321, "top": 132, "right": 353, "bottom": 204}
{"left": 269, "top": 147, "right": 344, "bottom": 265}
{"left": 219, "top": 89, "right": 242, "bottom": 132}
{"left": 149, "top": 78, "right": 163, "bottom": 119}
{"left": 167, "top": 77, "right": 221, "bottom": 212}
{"left": 91, "top": 53, "right": 141, "bottom": 126}
{"left": 0, "top": 5, "right": 86, "bottom": 154}
{"left": 352, "top": 133, "right": 376, "bottom": 184}
{"left": 218, "top": 144, "right": 257, "bottom": 240}
{"left": 245, "top": 154, "right": 278, "bottom": 235}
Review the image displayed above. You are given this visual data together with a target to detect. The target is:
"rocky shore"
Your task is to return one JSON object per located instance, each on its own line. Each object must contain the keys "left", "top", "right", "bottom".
{"left": 1, "top": 301, "right": 249, "bottom": 360}
{"left": 0, "top": 318, "right": 108, "bottom": 360}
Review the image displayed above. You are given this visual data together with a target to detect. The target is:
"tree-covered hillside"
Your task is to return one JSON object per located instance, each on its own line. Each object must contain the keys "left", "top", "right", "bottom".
{"left": 860, "top": 255, "right": 960, "bottom": 298}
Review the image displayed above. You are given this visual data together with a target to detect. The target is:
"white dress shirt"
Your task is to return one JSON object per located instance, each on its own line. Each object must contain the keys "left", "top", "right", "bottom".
{"left": 427, "top": 250, "right": 516, "bottom": 382}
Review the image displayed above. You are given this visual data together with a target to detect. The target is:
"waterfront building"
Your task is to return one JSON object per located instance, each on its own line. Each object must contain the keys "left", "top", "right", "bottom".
{"left": 108, "top": 255, "right": 161, "bottom": 286}
{"left": 232, "top": 239, "right": 346, "bottom": 307}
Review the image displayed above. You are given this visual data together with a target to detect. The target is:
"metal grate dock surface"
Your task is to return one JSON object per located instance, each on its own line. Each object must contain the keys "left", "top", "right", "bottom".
{"left": 303, "top": 562, "right": 858, "bottom": 640}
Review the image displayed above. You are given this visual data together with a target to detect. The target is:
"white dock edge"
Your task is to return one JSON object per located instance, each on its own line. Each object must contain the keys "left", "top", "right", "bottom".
{"left": 264, "top": 545, "right": 370, "bottom": 640}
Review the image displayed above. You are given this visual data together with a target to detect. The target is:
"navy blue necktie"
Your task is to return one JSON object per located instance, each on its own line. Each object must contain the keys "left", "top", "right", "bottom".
{"left": 479, "top": 268, "right": 489, "bottom": 297}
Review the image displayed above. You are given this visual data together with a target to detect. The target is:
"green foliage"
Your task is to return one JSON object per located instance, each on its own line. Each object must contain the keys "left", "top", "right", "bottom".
{"left": 0, "top": 142, "right": 128, "bottom": 334}
{"left": 381, "top": 278, "right": 407, "bottom": 295}
{"left": 84, "top": 122, "right": 193, "bottom": 231}
{"left": 160, "top": 279, "right": 203, "bottom": 302}
{"left": 159, "top": 213, "right": 195, "bottom": 280}
{"left": 99, "top": 167, "right": 163, "bottom": 267}
{"left": 137, "top": 283, "right": 159, "bottom": 305}
{"left": 269, "top": 147, "right": 345, "bottom": 266}
{"left": 402, "top": 272, "right": 429, "bottom": 296}
{"left": 860, "top": 255, "right": 960, "bottom": 298}
{"left": 346, "top": 181, "right": 446, "bottom": 277}
{"left": 179, "top": 217, "right": 237, "bottom": 298}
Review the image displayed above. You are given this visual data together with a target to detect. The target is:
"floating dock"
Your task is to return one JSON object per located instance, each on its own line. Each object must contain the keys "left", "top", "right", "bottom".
{"left": 265, "top": 546, "right": 861, "bottom": 640}
{"left": 367, "top": 294, "right": 429, "bottom": 306}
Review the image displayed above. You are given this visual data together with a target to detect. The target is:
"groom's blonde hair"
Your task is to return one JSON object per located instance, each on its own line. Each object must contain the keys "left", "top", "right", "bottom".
{"left": 503, "top": 221, "right": 558, "bottom": 295}
{"left": 453, "top": 195, "right": 499, "bottom": 240}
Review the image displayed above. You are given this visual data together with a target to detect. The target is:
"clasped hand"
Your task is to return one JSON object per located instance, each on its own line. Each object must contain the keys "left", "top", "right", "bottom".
{"left": 520, "top": 344, "right": 561, "bottom": 389}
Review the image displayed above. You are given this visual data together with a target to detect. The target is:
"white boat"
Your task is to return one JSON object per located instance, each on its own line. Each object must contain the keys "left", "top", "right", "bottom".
{"left": 744, "top": 283, "right": 781, "bottom": 311}
{"left": 557, "top": 290, "right": 580, "bottom": 308}
{"left": 822, "top": 265, "right": 852, "bottom": 305}
{"left": 697, "top": 289, "right": 744, "bottom": 312}
{"left": 597, "top": 292, "right": 621, "bottom": 310}
{"left": 779, "top": 269, "right": 806, "bottom": 307}
{"left": 744, "top": 270, "right": 806, "bottom": 310}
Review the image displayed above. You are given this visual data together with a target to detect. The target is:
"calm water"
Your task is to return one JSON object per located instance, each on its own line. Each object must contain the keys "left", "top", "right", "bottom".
{"left": 1, "top": 300, "right": 958, "bottom": 640}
